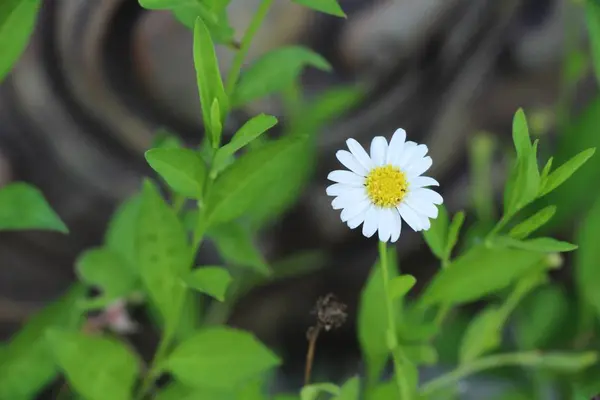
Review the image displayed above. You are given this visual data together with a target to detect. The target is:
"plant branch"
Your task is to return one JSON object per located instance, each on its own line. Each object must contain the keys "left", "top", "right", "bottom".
{"left": 225, "top": 0, "right": 275, "bottom": 95}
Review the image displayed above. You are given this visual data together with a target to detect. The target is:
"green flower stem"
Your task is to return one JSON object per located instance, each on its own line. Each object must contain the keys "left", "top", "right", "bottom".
{"left": 225, "top": 0, "right": 275, "bottom": 95}
{"left": 378, "top": 241, "right": 413, "bottom": 399}
{"left": 419, "top": 351, "right": 582, "bottom": 396}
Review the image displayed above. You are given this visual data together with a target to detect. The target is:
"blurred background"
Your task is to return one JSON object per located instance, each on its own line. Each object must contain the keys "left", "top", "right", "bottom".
{"left": 1, "top": 0, "right": 599, "bottom": 398}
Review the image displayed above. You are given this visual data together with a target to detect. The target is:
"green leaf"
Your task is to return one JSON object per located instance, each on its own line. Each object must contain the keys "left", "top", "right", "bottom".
{"left": 358, "top": 260, "right": 398, "bottom": 385}
{"left": 105, "top": 194, "right": 141, "bottom": 268}
{"left": 210, "top": 98, "right": 223, "bottom": 147}
{"left": 138, "top": 0, "right": 180, "bottom": 8}
{"left": 508, "top": 206, "right": 556, "bottom": 240}
{"left": 445, "top": 211, "right": 465, "bottom": 260}
{"left": 300, "top": 383, "right": 340, "bottom": 400}
{"left": 208, "top": 222, "right": 270, "bottom": 275}
{"left": 186, "top": 266, "right": 232, "bottom": 301}
{"left": 0, "top": 285, "right": 85, "bottom": 399}
{"left": 585, "top": 0, "right": 600, "bottom": 86}
{"left": 496, "top": 237, "right": 578, "bottom": 253}
{"left": 46, "top": 330, "right": 139, "bottom": 400}
{"left": 459, "top": 307, "right": 502, "bottom": 363}
{"left": 531, "top": 352, "right": 597, "bottom": 372}
{"left": 151, "top": 129, "right": 183, "bottom": 149}
{"left": 515, "top": 285, "right": 569, "bottom": 350}
{"left": 136, "top": 180, "right": 190, "bottom": 334}
{"left": 204, "top": 134, "right": 305, "bottom": 226}
{"left": 576, "top": 198, "right": 600, "bottom": 320}
{"left": 334, "top": 377, "right": 360, "bottom": 400}
{"left": 389, "top": 275, "right": 416, "bottom": 300}
{"left": 232, "top": 46, "right": 331, "bottom": 107}
{"left": 0, "top": 182, "right": 68, "bottom": 232}
{"left": 155, "top": 382, "right": 234, "bottom": 400}
{"left": 76, "top": 247, "right": 138, "bottom": 307}
{"left": 469, "top": 133, "right": 496, "bottom": 222}
{"left": 173, "top": 2, "right": 234, "bottom": 44}
{"left": 504, "top": 140, "right": 541, "bottom": 216}
{"left": 512, "top": 108, "right": 532, "bottom": 160}
{"left": 539, "top": 148, "right": 596, "bottom": 197}
{"left": 292, "top": 0, "right": 346, "bottom": 17}
{"left": 403, "top": 343, "right": 438, "bottom": 365}
{"left": 194, "top": 16, "right": 228, "bottom": 148}
{"left": 0, "top": 0, "right": 41, "bottom": 83}
{"left": 420, "top": 245, "right": 543, "bottom": 305}
{"left": 212, "top": 114, "right": 278, "bottom": 175}
{"left": 540, "top": 157, "right": 553, "bottom": 182}
{"left": 423, "top": 205, "right": 449, "bottom": 260}
{"left": 145, "top": 148, "right": 207, "bottom": 198}
{"left": 163, "top": 327, "right": 281, "bottom": 389}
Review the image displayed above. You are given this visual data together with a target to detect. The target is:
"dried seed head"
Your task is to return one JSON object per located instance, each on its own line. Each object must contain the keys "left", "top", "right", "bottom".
{"left": 311, "top": 293, "right": 347, "bottom": 331}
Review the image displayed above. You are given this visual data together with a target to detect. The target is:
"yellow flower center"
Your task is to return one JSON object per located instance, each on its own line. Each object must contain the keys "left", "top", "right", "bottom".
{"left": 365, "top": 165, "right": 408, "bottom": 207}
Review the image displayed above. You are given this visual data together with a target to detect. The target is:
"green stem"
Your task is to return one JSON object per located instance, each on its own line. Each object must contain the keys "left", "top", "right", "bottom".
{"left": 487, "top": 213, "right": 512, "bottom": 239}
{"left": 225, "top": 0, "right": 275, "bottom": 95}
{"left": 378, "top": 241, "right": 413, "bottom": 399}
{"left": 135, "top": 335, "right": 170, "bottom": 399}
{"left": 419, "top": 351, "right": 561, "bottom": 396}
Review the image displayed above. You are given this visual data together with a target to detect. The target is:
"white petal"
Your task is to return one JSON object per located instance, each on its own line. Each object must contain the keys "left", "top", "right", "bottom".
{"left": 347, "top": 213, "right": 365, "bottom": 229}
{"left": 331, "top": 189, "right": 367, "bottom": 210}
{"left": 346, "top": 138, "right": 374, "bottom": 171}
{"left": 401, "top": 144, "right": 428, "bottom": 169}
{"left": 407, "top": 156, "right": 433, "bottom": 177}
{"left": 412, "top": 188, "right": 443, "bottom": 205}
{"left": 397, "top": 203, "right": 422, "bottom": 232}
{"left": 420, "top": 215, "right": 431, "bottom": 231}
{"left": 389, "top": 209, "right": 402, "bottom": 243}
{"left": 370, "top": 136, "right": 388, "bottom": 166}
{"left": 409, "top": 176, "right": 439, "bottom": 188}
{"left": 326, "top": 183, "right": 354, "bottom": 197}
{"left": 336, "top": 150, "right": 368, "bottom": 176}
{"left": 404, "top": 195, "right": 439, "bottom": 218}
{"left": 378, "top": 208, "right": 397, "bottom": 242}
{"left": 362, "top": 206, "right": 378, "bottom": 238}
{"left": 340, "top": 199, "right": 370, "bottom": 222}
{"left": 327, "top": 170, "right": 365, "bottom": 186}
{"left": 393, "top": 141, "right": 417, "bottom": 167}
{"left": 386, "top": 128, "right": 406, "bottom": 164}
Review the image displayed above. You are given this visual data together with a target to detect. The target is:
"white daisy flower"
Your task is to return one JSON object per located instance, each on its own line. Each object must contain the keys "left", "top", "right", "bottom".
{"left": 326, "top": 128, "right": 443, "bottom": 243}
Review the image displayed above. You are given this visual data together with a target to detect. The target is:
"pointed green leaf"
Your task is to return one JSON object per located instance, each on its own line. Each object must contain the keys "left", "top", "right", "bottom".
{"left": 576, "top": 198, "right": 600, "bottom": 320}
{"left": 300, "top": 383, "right": 340, "bottom": 400}
{"left": 0, "top": 0, "right": 41, "bottom": 83}
{"left": 186, "top": 266, "right": 232, "bottom": 301}
{"left": 540, "top": 157, "right": 553, "bottom": 182}
{"left": 232, "top": 46, "right": 331, "bottom": 107}
{"left": 105, "top": 194, "right": 141, "bottom": 268}
{"left": 0, "top": 182, "right": 68, "bottom": 232}
{"left": 212, "top": 114, "right": 278, "bottom": 175}
{"left": 151, "top": 129, "right": 183, "bottom": 149}
{"left": 539, "top": 148, "right": 596, "bottom": 197}
{"left": 145, "top": 148, "right": 207, "bottom": 198}
{"left": 508, "top": 206, "right": 556, "bottom": 240}
{"left": 459, "top": 306, "right": 502, "bottom": 363}
{"left": 292, "top": 0, "right": 346, "bottom": 17}
{"left": 208, "top": 222, "right": 270, "bottom": 275}
{"left": 154, "top": 382, "right": 231, "bottom": 400}
{"left": 205, "top": 134, "right": 305, "bottom": 226}
{"left": 137, "top": 180, "right": 190, "bottom": 334}
{"left": 423, "top": 205, "right": 449, "bottom": 260}
{"left": 420, "top": 245, "right": 543, "bottom": 305}
{"left": 512, "top": 108, "right": 532, "bottom": 160}
{"left": 358, "top": 260, "right": 398, "bottom": 385}
{"left": 496, "top": 237, "right": 578, "bottom": 253}
{"left": 137, "top": 0, "right": 180, "bottom": 8}
{"left": 76, "top": 247, "right": 138, "bottom": 307}
{"left": 46, "top": 330, "right": 139, "bottom": 400}
{"left": 210, "top": 98, "right": 223, "bottom": 147}
{"left": 0, "top": 286, "right": 84, "bottom": 399}
{"left": 164, "top": 327, "right": 281, "bottom": 389}
{"left": 515, "top": 285, "right": 569, "bottom": 350}
{"left": 193, "top": 16, "right": 228, "bottom": 147}
{"left": 445, "top": 211, "right": 465, "bottom": 260}
{"left": 389, "top": 275, "right": 416, "bottom": 300}
{"left": 334, "top": 377, "right": 360, "bottom": 400}
{"left": 585, "top": 0, "right": 600, "bottom": 86}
